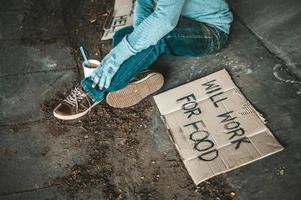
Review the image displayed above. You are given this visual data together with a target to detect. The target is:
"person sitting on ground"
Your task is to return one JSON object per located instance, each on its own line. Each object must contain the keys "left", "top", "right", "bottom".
{"left": 53, "top": 0, "right": 233, "bottom": 120}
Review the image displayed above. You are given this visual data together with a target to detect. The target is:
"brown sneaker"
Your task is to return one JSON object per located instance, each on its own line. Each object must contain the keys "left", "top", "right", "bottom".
{"left": 106, "top": 71, "right": 164, "bottom": 108}
{"left": 53, "top": 87, "right": 100, "bottom": 120}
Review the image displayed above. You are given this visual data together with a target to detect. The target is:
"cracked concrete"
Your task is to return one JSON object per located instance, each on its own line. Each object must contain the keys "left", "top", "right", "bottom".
{"left": 0, "top": 70, "right": 77, "bottom": 125}
{"left": 0, "top": 187, "right": 63, "bottom": 200}
{"left": 0, "top": 1, "right": 82, "bottom": 198}
{"left": 229, "top": 0, "right": 301, "bottom": 80}
{"left": 0, "top": 122, "right": 90, "bottom": 195}
{"left": 0, "top": 41, "right": 76, "bottom": 77}
{"left": 0, "top": 0, "right": 301, "bottom": 199}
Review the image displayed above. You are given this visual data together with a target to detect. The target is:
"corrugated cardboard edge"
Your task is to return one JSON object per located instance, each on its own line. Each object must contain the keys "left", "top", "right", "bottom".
{"left": 153, "top": 68, "right": 284, "bottom": 185}
{"left": 160, "top": 115, "right": 175, "bottom": 143}
{"left": 101, "top": 0, "right": 134, "bottom": 40}
{"left": 164, "top": 126, "right": 284, "bottom": 185}
{"left": 189, "top": 146, "right": 284, "bottom": 185}
{"left": 231, "top": 86, "right": 267, "bottom": 124}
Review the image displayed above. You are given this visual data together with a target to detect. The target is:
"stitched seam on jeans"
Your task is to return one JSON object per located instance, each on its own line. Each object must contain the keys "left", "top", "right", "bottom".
{"left": 207, "top": 25, "right": 222, "bottom": 50}
{"left": 165, "top": 35, "right": 212, "bottom": 39}
{"left": 202, "top": 23, "right": 212, "bottom": 36}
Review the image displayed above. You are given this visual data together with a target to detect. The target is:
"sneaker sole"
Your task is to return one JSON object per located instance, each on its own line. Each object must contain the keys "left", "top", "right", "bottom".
{"left": 106, "top": 72, "right": 164, "bottom": 108}
{"left": 53, "top": 101, "right": 100, "bottom": 120}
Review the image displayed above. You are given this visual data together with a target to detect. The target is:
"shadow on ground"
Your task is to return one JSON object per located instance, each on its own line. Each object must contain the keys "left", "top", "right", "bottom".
{"left": 0, "top": 0, "right": 236, "bottom": 200}
{"left": 1, "top": 0, "right": 300, "bottom": 200}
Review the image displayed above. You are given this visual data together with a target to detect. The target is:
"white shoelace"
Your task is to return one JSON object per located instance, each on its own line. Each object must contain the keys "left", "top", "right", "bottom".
{"left": 63, "top": 87, "right": 91, "bottom": 111}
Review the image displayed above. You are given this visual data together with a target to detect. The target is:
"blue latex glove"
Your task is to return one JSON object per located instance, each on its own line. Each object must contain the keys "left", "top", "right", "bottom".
{"left": 90, "top": 37, "right": 135, "bottom": 90}
{"left": 89, "top": 0, "right": 232, "bottom": 90}
{"left": 90, "top": 53, "right": 120, "bottom": 90}
{"left": 90, "top": 0, "right": 186, "bottom": 90}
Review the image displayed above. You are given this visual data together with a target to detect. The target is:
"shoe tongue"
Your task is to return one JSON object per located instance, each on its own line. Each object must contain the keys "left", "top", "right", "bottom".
{"left": 70, "top": 86, "right": 93, "bottom": 108}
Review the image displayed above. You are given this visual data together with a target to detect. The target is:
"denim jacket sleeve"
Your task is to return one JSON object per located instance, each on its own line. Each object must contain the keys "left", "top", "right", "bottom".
{"left": 106, "top": 0, "right": 186, "bottom": 67}
{"left": 133, "top": 0, "right": 154, "bottom": 28}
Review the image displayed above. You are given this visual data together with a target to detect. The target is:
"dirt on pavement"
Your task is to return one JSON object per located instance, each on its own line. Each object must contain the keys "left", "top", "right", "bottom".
{"left": 37, "top": 0, "right": 238, "bottom": 199}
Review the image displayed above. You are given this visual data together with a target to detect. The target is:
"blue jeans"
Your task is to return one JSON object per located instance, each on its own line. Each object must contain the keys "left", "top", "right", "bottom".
{"left": 81, "top": 17, "right": 229, "bottom": 102}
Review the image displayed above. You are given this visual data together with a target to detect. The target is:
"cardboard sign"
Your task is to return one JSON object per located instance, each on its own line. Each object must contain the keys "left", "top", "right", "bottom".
{"left": 101, "top": 0, "right": 134, "bottom": 40}
{"left": 154, "top": 69, "right": 283, "bottom": 184}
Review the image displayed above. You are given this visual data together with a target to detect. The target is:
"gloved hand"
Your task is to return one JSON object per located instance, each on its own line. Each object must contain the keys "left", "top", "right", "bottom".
{"left": 90, "top": 53, "right": 121, "bottom": 90}
{"left": 90, "top": 36, "right": 135, "bottom": 90}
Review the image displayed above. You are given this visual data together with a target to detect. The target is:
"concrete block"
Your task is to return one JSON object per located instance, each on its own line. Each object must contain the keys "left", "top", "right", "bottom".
{"left": 0, "top": 0, "right": 26, "bottom": 11}
{"left": 0, "top": 41, "right": 77, "bottom": 76}
{"left": 229, "top": 0, "right": 301, "bottom": 79}
{"left": 0, "top": 121, "right": 90, "bottom": 195}
{"left": 0, "top": 70, "right": 78, "bottom": 125}
{"left": 0, "top": 12, "right": 24, "bottom": 40}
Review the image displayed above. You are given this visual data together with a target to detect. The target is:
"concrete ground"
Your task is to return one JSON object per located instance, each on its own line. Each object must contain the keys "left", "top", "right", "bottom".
{"left": 0, "top": 0, "right": 300, "bottom": 200}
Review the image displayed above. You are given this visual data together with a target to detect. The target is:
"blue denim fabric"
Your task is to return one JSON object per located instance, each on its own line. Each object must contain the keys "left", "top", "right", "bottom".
{"left": 88, "top": 0, "right": 233, "bottom": 91}
{"left": 81, "top": 17, "right": 229, "bottom": 102}
{"left": 134, "top": 0, "right": 233, "bottom": 33}
{"left": 116, "top": 0, "right": 232, "bottom": 65}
